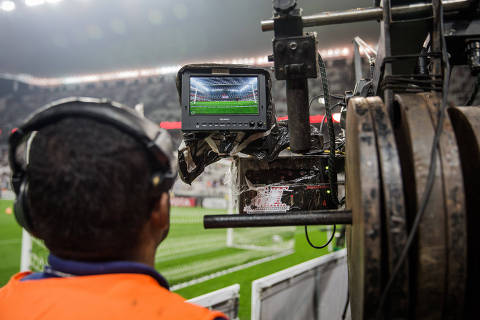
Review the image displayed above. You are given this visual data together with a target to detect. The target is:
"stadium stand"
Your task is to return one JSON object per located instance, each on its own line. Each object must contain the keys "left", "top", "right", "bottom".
{"left": 0, "top": 146, "right": 9, "bottom": 197}
{"left": 0, "top": 58, "right": 354, "bottom": 198}
{"left": 0, "top": 59, "right": 355, "bottom": 142}
{"left": 0, "top": 59, "right": 475, "bottom": 195}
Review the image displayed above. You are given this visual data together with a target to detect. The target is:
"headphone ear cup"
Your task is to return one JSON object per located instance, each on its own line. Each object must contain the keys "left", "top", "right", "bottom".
{"left": 14, "top": 181, "right": 34, "bottom": 234}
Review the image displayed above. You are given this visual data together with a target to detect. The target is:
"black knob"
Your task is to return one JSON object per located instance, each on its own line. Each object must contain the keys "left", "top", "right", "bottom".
{"left": 249, "top": 121, "right": 255, "bottom": 127}
{"left": 257, "top": 121, "right": 264, "bottom": 127}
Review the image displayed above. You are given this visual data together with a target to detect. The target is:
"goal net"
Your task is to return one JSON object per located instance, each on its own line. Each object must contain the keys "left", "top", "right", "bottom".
{"left": 19, "top": 160, "right": 295, "bottom": 275}
{"left": 223, "top": 160, "right": 296, "bottom": 253}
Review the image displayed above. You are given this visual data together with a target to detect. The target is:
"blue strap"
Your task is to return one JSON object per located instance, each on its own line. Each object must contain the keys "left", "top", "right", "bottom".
{"left": 21, "top": 272, "right": 59, "bottom": 281}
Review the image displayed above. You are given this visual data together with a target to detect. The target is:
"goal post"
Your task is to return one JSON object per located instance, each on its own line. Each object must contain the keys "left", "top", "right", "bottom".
{"left": 18, "top": 132, "right": 49, "bottom": 272}
{"left": 19, "top": 230, "right": 48, "bottom": 272}
{"left": 19, "top": 229, "right": 32, "bottom": 272}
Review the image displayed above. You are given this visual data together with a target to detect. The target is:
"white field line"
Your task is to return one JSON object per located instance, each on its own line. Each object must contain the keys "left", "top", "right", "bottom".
{"left": 155, "top": 235, "right": 227, "bottom": 263}
{"left": 170, "top": 249, "right": 294, "bottom": 291}
{"left": 230, "top": 244, "right": 280, "bottom": 252}
{"left": 161, "top": 249, "right": 271, "bottom": 280}
{"left": 158, "top": 233, "right": 226, "bottom": 251}
{"left": 156, "top": 227, "right": 297, "bottom": 276}
{"left": 230, "top": 240, "right": 295, "bottom": 252}
{"left": 231, "top": 228, "right": 296, "bottom": 242}
{"left": 156, "top": 239, "right": 224, "bottom": 257}
{"left": 155, "top": 242, "right": 226, "bottom": 264}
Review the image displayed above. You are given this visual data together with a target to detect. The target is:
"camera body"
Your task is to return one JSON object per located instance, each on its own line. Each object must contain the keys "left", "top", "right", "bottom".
{"left": 233, "top": 153, "right": 342, "bottom": 214}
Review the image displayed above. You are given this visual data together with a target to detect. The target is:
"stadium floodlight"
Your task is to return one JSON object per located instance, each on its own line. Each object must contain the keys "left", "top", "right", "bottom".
{"left": 190, "top": 78, "right": 209, "bottom": 93}
{"left": 332, "top": 112, "right": 341, "bottom": 123}
{"left": 0, "top": 1, "right": 16, "bottom": 12}
{"left": 3, "top": 48, "right": 355, "bottom": 87}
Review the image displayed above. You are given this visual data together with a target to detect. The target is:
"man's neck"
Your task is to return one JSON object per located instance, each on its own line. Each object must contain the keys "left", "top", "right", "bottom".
{"left": 127, "top": 249, "right": 156, "bottom": 268}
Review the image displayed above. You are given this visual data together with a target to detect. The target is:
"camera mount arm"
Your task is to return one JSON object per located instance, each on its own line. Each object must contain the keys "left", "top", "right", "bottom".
{"left": 269, "top": 0, "right": 319, "bottom": 153}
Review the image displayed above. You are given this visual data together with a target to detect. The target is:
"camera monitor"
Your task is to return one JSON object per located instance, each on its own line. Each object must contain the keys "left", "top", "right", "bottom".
{"left": 180, "top": 66, "right": 268, "bottom": 131}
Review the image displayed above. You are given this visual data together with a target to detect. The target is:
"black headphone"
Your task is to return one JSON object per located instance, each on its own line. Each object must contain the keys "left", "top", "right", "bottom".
{"left": 8, "top": 97, "right": 177, "bottom": 234}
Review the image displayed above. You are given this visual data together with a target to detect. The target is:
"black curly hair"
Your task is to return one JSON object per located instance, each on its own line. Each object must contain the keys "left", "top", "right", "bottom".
{"left": 27, "top": 117, "right": 162, "bottom": 261}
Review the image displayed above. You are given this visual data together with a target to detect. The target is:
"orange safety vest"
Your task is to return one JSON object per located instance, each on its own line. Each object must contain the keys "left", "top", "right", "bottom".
{"left": 0, "top": 272, "right": 227, "bottom": 320}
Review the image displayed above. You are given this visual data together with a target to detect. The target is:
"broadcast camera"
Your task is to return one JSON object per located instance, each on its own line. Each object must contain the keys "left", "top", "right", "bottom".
{"left": 177, "top": 0, "right": 480, "bottom": 318}
{"left": 176, "top": 4, "right": 346, "bottom": 230}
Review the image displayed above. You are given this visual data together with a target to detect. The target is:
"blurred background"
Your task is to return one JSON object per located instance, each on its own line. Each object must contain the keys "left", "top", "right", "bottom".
{"left": 0, "top": 0, "right": 383, "bottom": 198}
{"left": 0, "top": 1, "right": 475, "bottom": 318}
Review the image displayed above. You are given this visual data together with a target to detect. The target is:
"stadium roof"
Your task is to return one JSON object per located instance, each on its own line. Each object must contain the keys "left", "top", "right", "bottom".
{"left": 0, "top": 0, "right": 378, "bottom": 78}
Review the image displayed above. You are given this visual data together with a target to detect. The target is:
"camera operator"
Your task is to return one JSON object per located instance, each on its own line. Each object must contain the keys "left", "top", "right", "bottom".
{"left": 0, "top": 99, "right": 227, "bottom": 320}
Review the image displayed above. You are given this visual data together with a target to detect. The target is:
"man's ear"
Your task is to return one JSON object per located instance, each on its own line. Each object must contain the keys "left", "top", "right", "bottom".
{"left": 150, "top": 192, "right": 170, "bottom": 242}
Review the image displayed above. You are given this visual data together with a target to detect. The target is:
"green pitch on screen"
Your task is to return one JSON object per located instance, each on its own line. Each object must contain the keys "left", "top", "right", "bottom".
{"left": 190, "top": 101, "right": 258, "bottom": 115}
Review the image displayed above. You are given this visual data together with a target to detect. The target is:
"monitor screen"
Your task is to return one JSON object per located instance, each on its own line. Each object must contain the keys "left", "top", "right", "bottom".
{"left": 189, "top": 76, "right": 259, "bottom": 115}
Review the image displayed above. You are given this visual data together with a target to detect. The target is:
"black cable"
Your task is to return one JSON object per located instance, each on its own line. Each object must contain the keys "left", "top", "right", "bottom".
{"left": 342, "top": 288, "right": 350, "bottom": 320}
{"left": 380, "top": 54, "right": 443, "bottom": 93}
{"left": 309, "top": 94, "right": 344, "bottom": 109}
{"left": 381, "top": 74, "right": 443, "bottom": 92}
{"left": 466, "top": 73, "right": 480, "bottom": 105}
{"left": 319, "top": 102, "right": 344, "bottom": 135}
{"left": 329, "top": 94, "right": 345, "bottom": 100}
{"left": 304, "top": 224, "right": 336, "bottom": 249}
{"left": 375, "top": 1, "right": 450, "bottom": 318}
{"left": 382, "top": 52, "right": 442, "bottom": 65}
{"left": 309, "top": 95, "right": 322, "bottom": 109}
{"left": 318, "top": 54, "right": 339, "bottom": 207}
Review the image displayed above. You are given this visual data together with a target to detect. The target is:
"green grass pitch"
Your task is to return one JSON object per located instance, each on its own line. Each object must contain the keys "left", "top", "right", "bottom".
{"left": 190, "top": 101, "right": 258, "bottom": 115}
{"left": 0, "top": 199, "right": 338, "bottom": 319}
{"left": 0, "top": 200, "right": 22, "bottom": 286}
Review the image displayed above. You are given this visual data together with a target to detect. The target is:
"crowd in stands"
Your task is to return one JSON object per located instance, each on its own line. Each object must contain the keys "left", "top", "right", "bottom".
{"left": 0, "top": 76, "right": 179, "bottom": 144}
{"left": 0, "top": 59, "right": 477, "bottom": 194}
{"left": 0, "top": 59, "right": 356, "bottom": 144}
{"left": 0, "top": 147, "right": 10, "bottom": 195}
